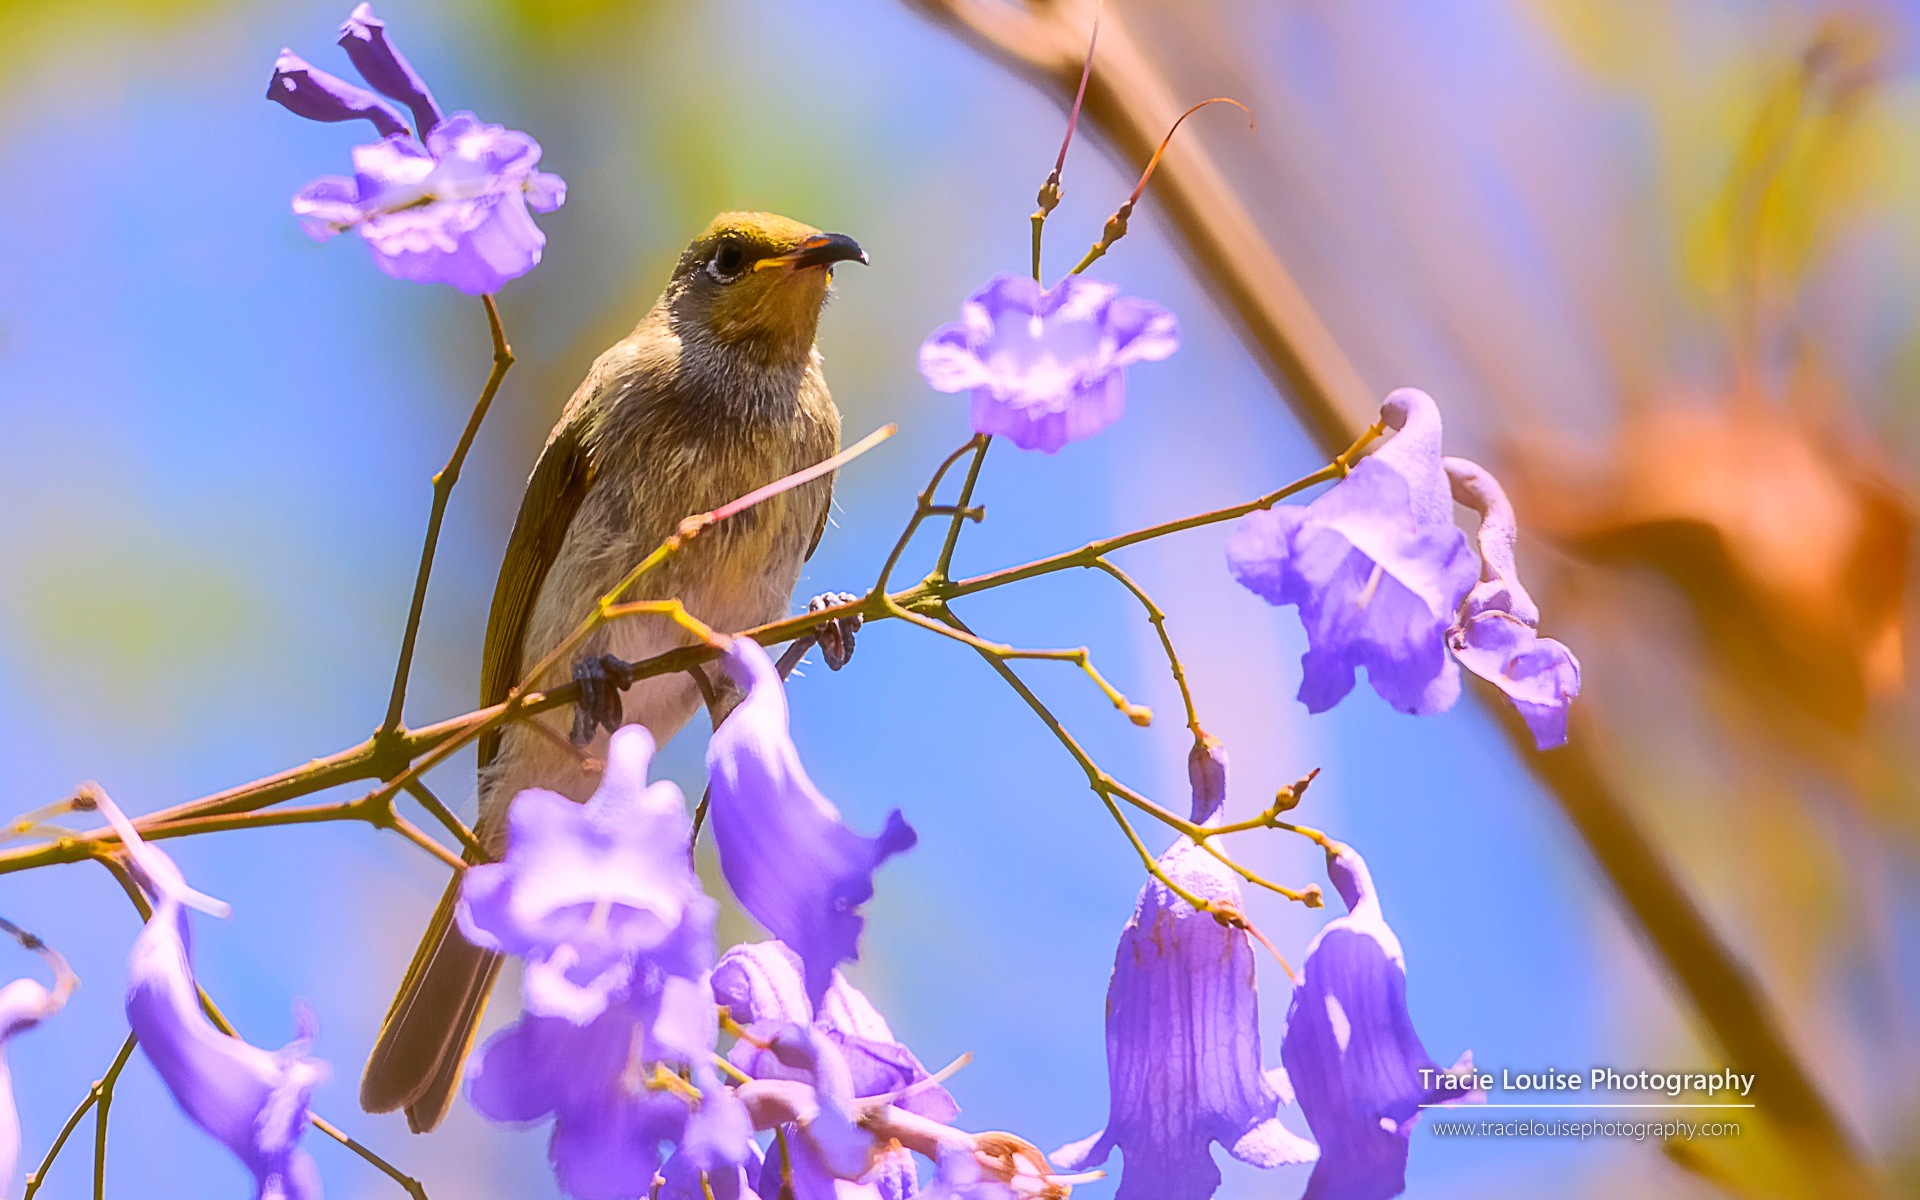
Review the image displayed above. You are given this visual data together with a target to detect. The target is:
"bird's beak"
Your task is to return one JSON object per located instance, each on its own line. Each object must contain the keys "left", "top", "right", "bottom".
{"left": 755, "top": 232, "right": 868, "bottom": 272}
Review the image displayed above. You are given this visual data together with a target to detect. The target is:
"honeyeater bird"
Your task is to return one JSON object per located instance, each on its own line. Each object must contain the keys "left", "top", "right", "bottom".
{"left": 360, "top": 211, "right": 867, "bottom": 1132}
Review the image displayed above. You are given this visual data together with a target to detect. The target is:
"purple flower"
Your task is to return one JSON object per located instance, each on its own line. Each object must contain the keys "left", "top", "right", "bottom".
{"left": 707, "top": 639, "right": 915, "bottom": 1009}
{"left": 657, "top": 1086, "right": 759, "bottom": 1200}
{"left": 95, "top": 795, "right": 329, "bottom": 1200}
{"left": 461, "top": 726, "right": 746, "bottom": 1199}
{"left": 1442, "top": 458, "right": 1582, "bottom": 749}
{"left": 738, "top": 1028, "right": 889, "bottom": 1200}
{"left": 1281, "top": 843, "right": 1478, "bottom": 1200}
{"left": 0, "top": 927, "right": 76, "bottom": 1192}
{"left": 467, "top": 973, "right": 734, "bottom": 1200}
{"left": 270, "top": 5, "right": 566, "bottom": 294}
{"left": 1228, "top": 388, "right": 1479, "bottom": 717}
{"left": 713, "top": 940, "right": 958, "bottom": 1125}
{"left": 1055, "top": 841, "right": 1316, "bottom": 1200}
{"left": 918, "top": 274, "right": 1179, "bottom": 453}
{"left": 458, "top": 725, "right": 715, "bottom": 1023}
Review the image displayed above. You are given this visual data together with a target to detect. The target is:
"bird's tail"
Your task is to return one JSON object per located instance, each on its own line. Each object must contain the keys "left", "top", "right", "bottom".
{"left": 360, "top": 870, "right": 503, "bottom": 1132}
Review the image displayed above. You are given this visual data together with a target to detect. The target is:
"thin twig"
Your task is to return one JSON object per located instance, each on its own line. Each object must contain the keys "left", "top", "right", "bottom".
{"left": 402, "top": 778, "right": 483, "bottom": 859}
{"left": 0, "top": 426, "right": 1368, "bottom": 875}
{"left": 311, "top": 1115, "right": 430, "bottom": 1200}
{"left": 933, "top": 607, "right": 1200, "bottom": 839}
{"left": 872, "top": 434, "right": 986, "bottom": 594}
{"left": 932, "top": 437, "right": 992, "bottom": 581}
{"left": 1088, "top": 557, "right": 1201, "bottom": 735}
{"left": 22, "top": 1034, "right": 135, "bottom": 1200}
{"left": 380, "top": 294, "right": 514, "bottom": 738}
{"left": 885, "top": 596, "right": 1150, "bottom": 725}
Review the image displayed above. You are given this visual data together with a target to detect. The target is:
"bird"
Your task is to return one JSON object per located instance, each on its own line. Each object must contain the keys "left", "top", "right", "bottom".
{"left": 360, "top": 211, "right": 867, "bottom": 1132}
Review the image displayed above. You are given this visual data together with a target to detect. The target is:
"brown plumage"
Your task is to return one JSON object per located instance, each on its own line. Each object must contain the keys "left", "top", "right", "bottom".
{"left": 360, "top": 212, "right": 863, "bottom": 1132}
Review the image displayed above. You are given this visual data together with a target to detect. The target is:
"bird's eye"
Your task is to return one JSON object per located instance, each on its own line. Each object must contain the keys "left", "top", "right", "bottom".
{"left": 708, "top": 239, "right": 748, "bottom": 282}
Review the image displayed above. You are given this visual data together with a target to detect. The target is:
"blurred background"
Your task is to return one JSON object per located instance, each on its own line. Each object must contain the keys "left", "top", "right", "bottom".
{"left": 1, "top": 0, "right": 1917, "bottom": 1196}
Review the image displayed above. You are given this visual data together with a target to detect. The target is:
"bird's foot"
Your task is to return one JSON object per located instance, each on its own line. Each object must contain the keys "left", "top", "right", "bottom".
{"left": 807, "top": 591, "right": 864, "bottom": 672}
{"left": 571, "top": 653, "right": 635, "bottom": 745}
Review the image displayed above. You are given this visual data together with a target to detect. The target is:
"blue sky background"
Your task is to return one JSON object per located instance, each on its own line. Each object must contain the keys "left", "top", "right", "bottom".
{"left": 0, "top": 2, "right": 1909, "bottom": 1197}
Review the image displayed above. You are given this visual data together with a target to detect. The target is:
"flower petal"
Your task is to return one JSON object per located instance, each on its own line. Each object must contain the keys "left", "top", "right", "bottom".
{"left": 918, "top": 325, "right": 991, "bottom": 394}
{"left": 1282, "top": 843, "right": 1474, "bottom": 1200}
{"left": 922, "top": 274, "right": 1174, "bottom": 451}
{"left": 337, "top": 4, "right": 443, "bottom": 138}
{"left": 1450, "top": 613, "right": 1582, "bottom": 750}
{"left": 1227, "top": 398, "right": 1480, "bottom": 719}
{"left": 267, "top": 49, "right": 408, "bottom": 137}
{"left": 1070, "top": 842, "right": 1311, "bottom": 1200}
{"left": 708, "top": 640, "right": 915, "bottom": 1008}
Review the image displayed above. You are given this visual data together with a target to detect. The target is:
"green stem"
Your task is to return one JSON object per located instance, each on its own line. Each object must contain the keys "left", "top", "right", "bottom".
{"left": 1089, "top": 556, "right": 1201, "bottom": 735}
{"left": 402, "top": 778, "right": 482, "bottom": 859}
{"left": 930, "top": 436, "right": 992, "bottom": 582}
{"left": 311, "top": 1115, "right": 431, "bottom": 1200}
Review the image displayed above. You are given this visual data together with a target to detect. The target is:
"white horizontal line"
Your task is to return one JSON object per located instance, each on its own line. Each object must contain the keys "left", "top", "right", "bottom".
{"left": 1419, "top": 1104, "right": 1756, "bottom": 1109}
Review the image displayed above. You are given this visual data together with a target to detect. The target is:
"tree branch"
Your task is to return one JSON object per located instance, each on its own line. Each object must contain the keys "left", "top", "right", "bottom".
{"left": 901, "top": 0, "right": 1878, "bottom": 1186}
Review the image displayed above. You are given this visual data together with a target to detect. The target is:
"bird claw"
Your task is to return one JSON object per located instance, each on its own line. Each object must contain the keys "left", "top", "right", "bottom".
{"left": 571, "top": 653, "right": 634, "bottom": 745}
{"left": 806, "top": 591, "right": 863, "bottom": 671}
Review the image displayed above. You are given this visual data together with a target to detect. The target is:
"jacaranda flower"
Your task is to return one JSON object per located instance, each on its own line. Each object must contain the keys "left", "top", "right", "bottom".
{"left": 97, "top": 795, "right": 329, "bottom": 1200}
{"left": 0, "top": 924, "right": 76, "bottom": 1194}
{"left": 918, "top": 274, "right": 1179, "bottom": 453}
{"left": 1228, "top": 388, "right": 1479, "bottom": 717}
{"left": 1281, "top": 843, "right": 1478, "bottom": 1200}
{"left": 708, "top": 638, "right": 915, "bottom": 1008}
{"left": 468, "top": 965, "right": 741, "bottom": 1200}
{"left": 1442, "top": 457, "right": 1582, "bottom": 749}
{"left": 656, "top": 1085, "right": 758, "bottom": 1200}
{"left": 458, "top": 725, "right": 715, "bottom": 1023}
{"left": 461, "top": 725, "right": 743, "bottom": 1200}
{"left": 714, "top": 943, "right": 948, "bottom": 1198}
{"left": 269, "top": 4, "right": 566, "bottom": 294}
{"left": 736, "top": 1027, "right": 886, "bottom": 1200}
{"left": 713, "top": 940, "right": 957, "bottom": 1124}
{"left": 1055, "top": 840, "right": 1317, "bottom": 1199}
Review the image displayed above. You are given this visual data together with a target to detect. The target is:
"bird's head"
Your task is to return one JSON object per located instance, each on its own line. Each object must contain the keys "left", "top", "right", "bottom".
{"left": 666, "top": 211, "right": 867, "bottom": 367}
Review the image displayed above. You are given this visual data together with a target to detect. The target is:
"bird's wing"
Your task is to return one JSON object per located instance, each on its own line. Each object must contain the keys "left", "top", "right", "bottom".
{"left": 804, "top": 487, "right": 832, "bottom": 562}
{"left": 477, "top": 420, "right": 594, "bottom": 768}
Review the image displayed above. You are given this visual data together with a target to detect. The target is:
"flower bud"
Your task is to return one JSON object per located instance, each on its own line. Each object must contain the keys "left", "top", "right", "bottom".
{"left": 267, "top": 49, "right": 408, "bottom": 138}
{"left": 1187, "top": 734, "right": 1228, "bottom": 824}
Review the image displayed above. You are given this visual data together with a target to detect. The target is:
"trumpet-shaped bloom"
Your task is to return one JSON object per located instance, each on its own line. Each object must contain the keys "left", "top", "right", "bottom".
{"left": 713, "top": 940, "right": 958, "bottom": 1123}
{"left": 95, "top": 795, "right": 329, "bottom": 1200}
{"left": 0, "top": 931, "right": 76, "bottom": 1193}
{"left": 918, "top": 274, "right": 1179, "bottom": 452}
{"left": 270, "top": 5, "right": 565, "bottom": 294}
{"left": 1442, "top": 457, "right": 1582, "bottom": 749}
{"left": 461, "top": 725, "right": 745, "bottom": 1199}
{"left": 458, "top": 725, "right": 715, "bottom": 1022}
{"left": 1281, "top": 844, "right": 1478, "bottom": 1200}
{"left": 652, "top": 1080, "right": 757, "bottom": 1200}
{"left": 467, "top": 970, "right": 738, "bottom": 1200}
{"left": 739, "top": 1028, "right": 892, "bottom": 1200}
{"left": 1229, "top": 388, "right": 1478, "bottom": 716}
{"left": 1055, "top": 841, "right": 1317, "bottom": 1200}
{"left": 708, "top": 639, "right": 915, "bottom": 1009}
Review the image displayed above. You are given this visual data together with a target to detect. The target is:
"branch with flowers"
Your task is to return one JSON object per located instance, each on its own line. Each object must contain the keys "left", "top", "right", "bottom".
{"left": 11, "top": 5, "right": 1835, "bottom": 1200}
